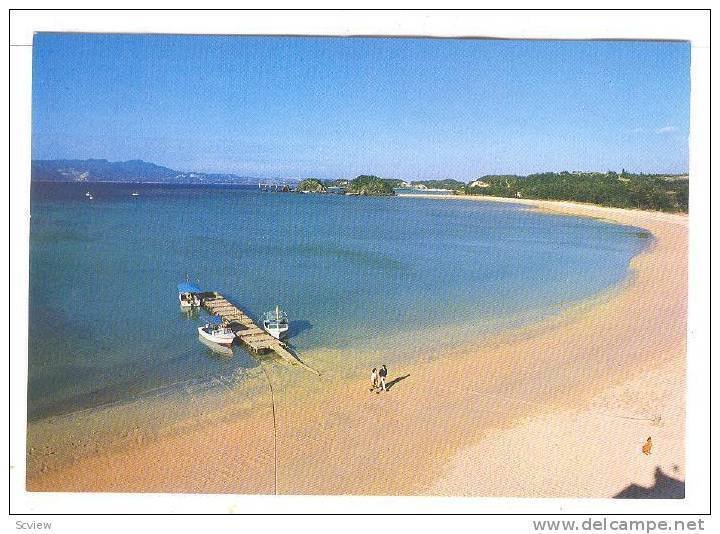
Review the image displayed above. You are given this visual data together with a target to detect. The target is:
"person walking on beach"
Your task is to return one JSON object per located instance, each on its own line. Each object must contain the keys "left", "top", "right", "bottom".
{"left": 370, "top": 367, "right": 378, "bottom": 392}
{"left": 378, "top": 364, "right": 388, "bottom": 392}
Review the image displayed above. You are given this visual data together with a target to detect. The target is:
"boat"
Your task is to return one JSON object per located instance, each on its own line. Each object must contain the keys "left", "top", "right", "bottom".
{"left": 85, "top": 191, "right": 91, "bottom": 197}
{"left": 262, "top": 305, "right": 289, "bottom": 340}
{"left": 131, "top": 192, "right": 139, "bottom": 197}
{"left": 198, "top": 316, "right": 235, "bottom": 346}
{"left": 178, "top": 281, "right": 201, "bottom": 308}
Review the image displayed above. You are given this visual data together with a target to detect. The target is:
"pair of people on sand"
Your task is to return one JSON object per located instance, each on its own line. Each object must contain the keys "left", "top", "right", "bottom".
{"left": 370, "top": 365, "right": 388, "bottom": 393}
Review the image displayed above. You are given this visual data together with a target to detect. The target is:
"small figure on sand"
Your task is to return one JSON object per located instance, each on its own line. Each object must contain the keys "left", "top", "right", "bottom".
{"left": 642, "top": 436, "right": 653, "bottom": 455}
{"left": 377, "top": 364, "right": 388, "bottom": 393}
{"left": 370, "top": 367, "right": 378, "bottom": 392}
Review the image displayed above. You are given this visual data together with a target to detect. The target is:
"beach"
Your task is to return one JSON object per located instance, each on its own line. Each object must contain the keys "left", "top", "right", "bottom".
{"left": 25, "top": 196, "right": 687, "bottom": 497}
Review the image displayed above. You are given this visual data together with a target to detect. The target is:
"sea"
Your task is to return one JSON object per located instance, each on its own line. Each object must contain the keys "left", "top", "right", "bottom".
{"left": 28, "top": 182, "right": 650, "bottom": 421}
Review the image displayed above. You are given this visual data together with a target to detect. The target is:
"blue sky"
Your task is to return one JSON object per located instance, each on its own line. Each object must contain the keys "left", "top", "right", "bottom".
{"left": 32, "top": 34, "right": 690, "bottom": 180}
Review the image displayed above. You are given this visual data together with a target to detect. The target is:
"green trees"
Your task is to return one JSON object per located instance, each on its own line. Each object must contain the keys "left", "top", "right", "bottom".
{"left": 463, "top": 171, "right": 688, "bottom": 213}
{"left": 299, "top": 170, "right": 688, "bottom": 212}
{"left": 412, "top": 179, "right": 466, "bottom": 191}
{"left": 347, "top": 175, "right": 396, "bottom": 196}
{"left": 296, "top": 178, "right": 327, "bottom": 193}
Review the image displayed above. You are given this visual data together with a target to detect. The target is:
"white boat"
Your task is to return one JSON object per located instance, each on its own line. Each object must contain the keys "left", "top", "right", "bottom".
{"left": 262, "top": 305, "right": 289, "bottom": 340}
{"left": 198, "top": 318, "right": 235, "bottom": 346}
{"left": 178, "top": 281, "right": 201, "bottom": 308}
{"left": 131, "top": 192, "right": 139, "bottom": 197}
{"left": 85, "top": 191, "right": 91, "bottom": 197}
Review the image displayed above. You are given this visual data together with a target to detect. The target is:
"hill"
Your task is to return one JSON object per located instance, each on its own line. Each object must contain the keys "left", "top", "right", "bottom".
{"left": 31, "top": 159, "right": 260, "bottom": 185}
{"left": 296, "top": 178, "right": 327, "bottom": 193}
{"left": 347, "top": 175, "right": 396, "bottom": 196}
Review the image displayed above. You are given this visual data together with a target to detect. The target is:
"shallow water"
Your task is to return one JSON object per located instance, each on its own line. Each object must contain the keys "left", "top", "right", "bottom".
{"left": 28, "top": 183, "right": 649, "bottom": 420}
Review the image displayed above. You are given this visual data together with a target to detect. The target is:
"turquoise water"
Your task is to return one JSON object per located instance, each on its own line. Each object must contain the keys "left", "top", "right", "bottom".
{"left": 28, "top": 183, "right": 649, "bottom": 421}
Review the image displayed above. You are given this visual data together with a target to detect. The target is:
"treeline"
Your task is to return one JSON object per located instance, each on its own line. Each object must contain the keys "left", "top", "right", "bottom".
{"left": 320, "top": 177, "right": 466, "bottom": 193}
{"left": 304, "top": 170, "right": 689, "bottom": 212}
{"left": 412, "top": 179, "right": 466, "bottom": 191}
{"left": 346, "top": 175, "right": 396, "bottom": 196}
{"left": 296, "top": 178, "right": 326, "bottom": 193}
{"left": 463, "top": 171, "right": 688, "bottom": 213}
{"left": 319, "top": 175, "right": 395, "bottom": 196}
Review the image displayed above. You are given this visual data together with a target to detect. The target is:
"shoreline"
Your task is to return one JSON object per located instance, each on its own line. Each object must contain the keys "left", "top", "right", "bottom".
{"left": 26, "top": 197, "right": 687, "bottom": 496}
{"left": 399, "top": 192, "right": 688, "bottom": 220}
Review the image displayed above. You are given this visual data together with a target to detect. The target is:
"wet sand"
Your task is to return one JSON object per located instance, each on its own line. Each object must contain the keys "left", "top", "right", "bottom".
{"left": 26, "top": 196, "right": 687, "bottom": 496}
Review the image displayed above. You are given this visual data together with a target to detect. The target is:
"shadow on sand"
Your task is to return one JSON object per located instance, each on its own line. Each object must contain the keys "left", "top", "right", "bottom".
{"left": 614, "top": 467, "right": 685, "bottom": 499}
{"left": 385, "top": 374, "right": 410, "bottom": 391}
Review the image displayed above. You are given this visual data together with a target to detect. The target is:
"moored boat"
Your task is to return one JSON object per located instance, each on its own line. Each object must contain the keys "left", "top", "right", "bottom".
{"left": 178, "top": 281, "right": 201, "bottom": 308}
{"left": 198, "top": 316, "right": 235, "bottom": 346}
{"left": 263, "top": 305, "right": 289, "bottom": 340}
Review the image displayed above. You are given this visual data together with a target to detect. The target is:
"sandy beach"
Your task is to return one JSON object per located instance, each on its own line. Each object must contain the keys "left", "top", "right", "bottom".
{"left": 26, "top": 195, "right": 688, "bottom": 497}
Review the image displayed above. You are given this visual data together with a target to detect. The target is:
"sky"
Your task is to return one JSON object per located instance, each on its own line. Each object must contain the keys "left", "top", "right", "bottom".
{"left": 31, "top": 34, "right": 690, "bottom": 180}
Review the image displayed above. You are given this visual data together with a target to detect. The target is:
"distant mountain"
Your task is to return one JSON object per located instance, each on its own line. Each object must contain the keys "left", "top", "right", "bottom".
{"left": 31, "top": 159, "right": 265, "bottom": 185}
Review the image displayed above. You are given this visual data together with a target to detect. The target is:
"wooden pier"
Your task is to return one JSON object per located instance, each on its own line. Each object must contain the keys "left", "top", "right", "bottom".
{"left": 200, "top": 292, "right": 319, "bottom": 375}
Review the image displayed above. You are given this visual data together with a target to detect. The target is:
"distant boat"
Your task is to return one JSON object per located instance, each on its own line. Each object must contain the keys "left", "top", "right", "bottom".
{"left": 131, "top": 192, "right": 139, "bottom": 196}
{"left": 198, "top": 316, "right": 235, "bottom": 346}
{"left": 178, "top": 281, "right": 201, "bottom": 308}
{"left": 263, "top": 305, "right": 289, "bottom": 340}
{"left": 85, "top": 191, "right": 91, "bottom": 197}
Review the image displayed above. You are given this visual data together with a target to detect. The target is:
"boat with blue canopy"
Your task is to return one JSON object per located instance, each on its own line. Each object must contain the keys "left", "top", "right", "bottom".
{"left": 178, "top": 281, "right": 201, "bottom": 308}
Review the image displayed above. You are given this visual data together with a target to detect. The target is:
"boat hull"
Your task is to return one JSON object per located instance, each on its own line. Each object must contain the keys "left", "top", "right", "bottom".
{"left": 198, "top": 335, "right": 234, "bottom": 356}
{"left": 262, "top": 306, "right": 289, "bottom": 340}
{"left": 179, "top": 293, "right": 200, "bottom": 308}
{"left": 263, "top": 321, "right": 289, "bottom": 340}
{"left": 197, "top": 326, "right": 235, "bottom": 346}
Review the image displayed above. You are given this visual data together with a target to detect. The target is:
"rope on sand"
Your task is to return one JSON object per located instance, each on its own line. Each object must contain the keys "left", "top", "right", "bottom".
{"left": 259, "top": 362, "right": 278, "bottom": 495}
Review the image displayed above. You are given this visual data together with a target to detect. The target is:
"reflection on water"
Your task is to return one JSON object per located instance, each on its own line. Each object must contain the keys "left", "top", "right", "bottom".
{"left": 180, "top": 307, "right": 200, "bottom": 320}
{"left": 198, "top": 335, "right": 234, "bottom": 357}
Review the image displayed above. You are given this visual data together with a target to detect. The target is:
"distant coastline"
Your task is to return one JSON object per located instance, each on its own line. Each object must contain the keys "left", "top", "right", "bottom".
{"left": 31, "top": 180, "right": 260, "bottom": 187}
{"left": 31, "top": 158, "right": 689, "bottom": 212}
{"left": 31, "top": 159, "right": 264, "bottom": 186}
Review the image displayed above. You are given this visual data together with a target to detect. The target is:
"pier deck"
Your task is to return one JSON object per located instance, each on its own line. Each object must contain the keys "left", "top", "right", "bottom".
{"left": 201, "top": 292, "right": 319, "bottom": 375}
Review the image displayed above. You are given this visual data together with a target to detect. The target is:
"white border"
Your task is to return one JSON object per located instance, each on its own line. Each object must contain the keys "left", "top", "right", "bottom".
{"left": 7, "top": 7, "right": 711, "bottom": 523}
{"left": 9, "top": 9, "right": 710, "bottom": 44}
